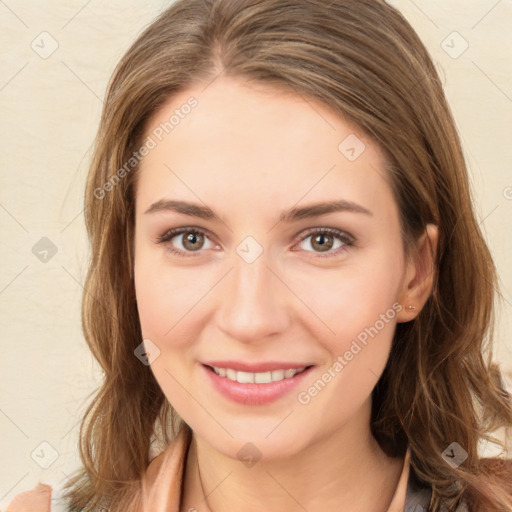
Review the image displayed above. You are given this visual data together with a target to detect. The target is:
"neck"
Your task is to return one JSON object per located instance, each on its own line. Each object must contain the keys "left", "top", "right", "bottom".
{"left": 180, "top": 399, "right": 404, "bottom": 512}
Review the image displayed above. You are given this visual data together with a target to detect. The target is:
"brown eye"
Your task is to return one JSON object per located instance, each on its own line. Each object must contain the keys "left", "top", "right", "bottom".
{"left": 311, "top": 233, "right": 334, "bottom": 252}
{"left": 157, "top": 227, "right": 216, "bottom": 257}
{"left": 296, "top": 228, "right": 355, "bottom": 257}
{"left": 181, "top": 231, "right": 205, "bottom": 251}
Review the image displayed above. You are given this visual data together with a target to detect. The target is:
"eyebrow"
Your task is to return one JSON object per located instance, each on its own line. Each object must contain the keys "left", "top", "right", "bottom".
{"left": 144, "top": 198, "right": 373, "bottom": 222}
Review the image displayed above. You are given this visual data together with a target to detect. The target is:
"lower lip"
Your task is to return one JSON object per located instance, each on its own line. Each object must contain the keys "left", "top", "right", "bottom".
{"left": 202, "top": 364, "right": 314, "bottom": 405}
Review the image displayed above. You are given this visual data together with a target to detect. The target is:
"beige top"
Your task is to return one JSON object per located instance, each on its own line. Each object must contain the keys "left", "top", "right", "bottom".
{"left": 7, "top": 428, "right": 413, "bottom": 511}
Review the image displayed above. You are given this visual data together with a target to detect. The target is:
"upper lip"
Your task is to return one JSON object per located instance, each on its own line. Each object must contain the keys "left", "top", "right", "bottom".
{"left": 202, "top": 360, "right": 314, "bottom": 373}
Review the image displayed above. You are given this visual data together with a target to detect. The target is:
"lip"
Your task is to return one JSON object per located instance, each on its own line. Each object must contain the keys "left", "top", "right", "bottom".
{"left": 202, "top": 360, "right": 312, "bottom": 372}
{"left": 201, "top": 362, "right": 315, "bottom": 406}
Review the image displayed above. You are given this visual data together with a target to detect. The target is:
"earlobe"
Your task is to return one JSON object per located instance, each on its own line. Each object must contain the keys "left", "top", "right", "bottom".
{"left": 396, "top": 223, "right": 438, "bottom": 323}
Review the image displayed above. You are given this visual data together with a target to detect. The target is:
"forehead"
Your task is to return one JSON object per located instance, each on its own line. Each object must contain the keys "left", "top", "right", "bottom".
{"left": 135, "top": 77, "right": 394, "bottom": 220}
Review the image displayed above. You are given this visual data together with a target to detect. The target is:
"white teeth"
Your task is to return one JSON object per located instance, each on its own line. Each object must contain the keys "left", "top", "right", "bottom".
{"left": 236, "top": 371, "right": 254, "bottom": 384}
{"left": 254, "top": 371, "right": 272, "bottom": 383}
{"left": 211, "top": 366, "right": 306, "bottom": 383}
{"left": 271, "top": 369, "right": 285, "bottom": 381}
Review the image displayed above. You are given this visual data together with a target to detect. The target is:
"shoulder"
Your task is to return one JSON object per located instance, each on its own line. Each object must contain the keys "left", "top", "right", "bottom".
{"left": 406, "top": 455, "right": 512, "bottom": 512}
{"left": 405, "top": 461, "right": 470, "bottom": 512}
{"left": 5, "top": 483, "right": 110, "bottom": 512}
{"left": 479, "top": 455, "right": 512, "bottom": 485}
{"left": 6, "top": 483, "right": 52, "bottom": 511}
{"left": 6, "top": 429, "right": 192, "bottom": 512}
{"left": 405, "top": 460, "right": 432, "bottom": 511}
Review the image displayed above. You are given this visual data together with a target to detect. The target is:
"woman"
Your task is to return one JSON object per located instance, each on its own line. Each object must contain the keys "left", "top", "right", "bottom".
{"left": 8, "top": 0, "right": 512, "bottom": 511}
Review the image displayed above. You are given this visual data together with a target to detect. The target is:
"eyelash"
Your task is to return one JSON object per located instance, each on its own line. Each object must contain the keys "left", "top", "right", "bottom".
{"left": 156, "top": 226, "right": 355, "bottom": 258}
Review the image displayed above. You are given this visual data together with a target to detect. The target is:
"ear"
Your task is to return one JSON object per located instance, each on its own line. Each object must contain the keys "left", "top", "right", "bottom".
{"left": 396, "top": 223, "right": 438, "bottom": 323}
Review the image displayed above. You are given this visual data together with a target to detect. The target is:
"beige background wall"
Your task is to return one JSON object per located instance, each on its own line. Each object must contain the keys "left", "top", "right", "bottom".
{"left": 0, "top": 1, "right": 511, "bottom": 509}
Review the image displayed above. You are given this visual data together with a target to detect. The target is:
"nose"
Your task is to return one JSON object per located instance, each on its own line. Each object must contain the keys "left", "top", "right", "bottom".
{"left": 215, "top": 252, "right": 290, "bottom": 344}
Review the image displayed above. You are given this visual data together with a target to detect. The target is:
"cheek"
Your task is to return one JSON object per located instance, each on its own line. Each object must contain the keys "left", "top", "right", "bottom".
{"left": 295, "top": 279, "right": 401, "bottom": 425}
{"left": 135, "top": 271, "right": 189, "bottom": 344}
{"left": 134, "top": 261, "right": 172, "bottom": 340}
{"left": 134, "top": 237, "right": 176, "bottom": 338}
{"left": 286, "top": 247, "right": 403, "bottom": 345}
{"left": 290, "top": 246, "right": 403, "bottom": 405}
{"left": 133, "top": 243, "right": 215, "bottom": 345}
{"left": 133, "top": 251, "right": 204, "bottom": 403}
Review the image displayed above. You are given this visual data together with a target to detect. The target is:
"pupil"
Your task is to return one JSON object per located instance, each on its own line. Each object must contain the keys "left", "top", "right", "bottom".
{"left": 184, "top": 232, "right": 202, "bottom": 251}
{"left": 314, "top": 234, "right": 332, "bottom": 252}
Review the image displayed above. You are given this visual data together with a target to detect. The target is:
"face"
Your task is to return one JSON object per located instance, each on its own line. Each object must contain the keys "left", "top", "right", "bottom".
{"left": 133, "top": 77, "right": 414, "bottom": 461}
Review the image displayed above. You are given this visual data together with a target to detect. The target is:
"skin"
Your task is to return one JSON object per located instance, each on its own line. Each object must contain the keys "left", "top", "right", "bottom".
{"left": 133, "top": 76, "right": 438, "bottom": 512}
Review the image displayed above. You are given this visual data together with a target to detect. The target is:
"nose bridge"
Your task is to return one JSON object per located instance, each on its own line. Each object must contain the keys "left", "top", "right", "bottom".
{"left": 216, "top": 249, "right": 288, "bottom": 342}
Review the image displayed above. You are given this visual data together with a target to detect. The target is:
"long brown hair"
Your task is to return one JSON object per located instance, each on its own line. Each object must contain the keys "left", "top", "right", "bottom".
{"left": 62, "top": 0, "right": 512, "bottom": 510}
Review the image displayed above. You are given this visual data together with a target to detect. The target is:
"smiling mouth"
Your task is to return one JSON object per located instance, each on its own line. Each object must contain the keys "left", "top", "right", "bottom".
{"left": 204, "top": 365, "right": 313, "bottom": 384}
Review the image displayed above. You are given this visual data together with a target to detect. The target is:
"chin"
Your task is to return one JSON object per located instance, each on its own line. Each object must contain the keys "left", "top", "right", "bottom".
{"left": 198, "top": 422, "right": 312, "bottom": 462}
